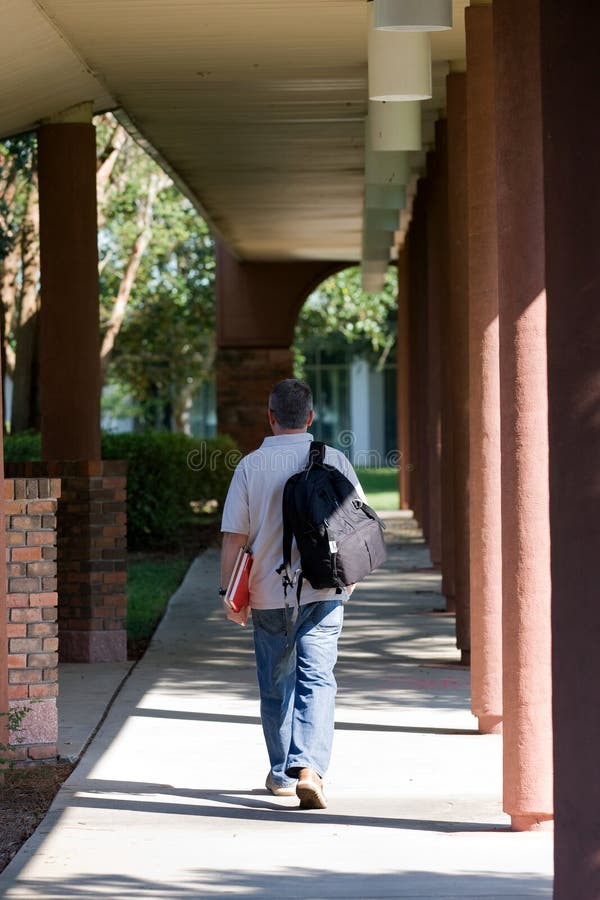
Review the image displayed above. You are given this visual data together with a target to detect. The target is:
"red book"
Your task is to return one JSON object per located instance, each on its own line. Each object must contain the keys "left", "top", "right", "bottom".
{"left": 224, "top": 546, "right": 253, "bottom": 612}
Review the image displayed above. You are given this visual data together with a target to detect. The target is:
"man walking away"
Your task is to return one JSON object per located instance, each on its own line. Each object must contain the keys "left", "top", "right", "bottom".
{"left": 220, "top": 379, "right": 366, "bottom": 809}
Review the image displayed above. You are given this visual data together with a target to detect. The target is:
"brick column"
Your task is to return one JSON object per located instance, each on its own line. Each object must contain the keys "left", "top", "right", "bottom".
{"left": 540, "top": 1, "right": 600, "bottom": 891}
{"left": 447, "top": 72, "right": 471, "bottom": 663}
{"left": 6, "top": 477, "right": 60, "bottom": 763}
{"left": 215, "top": 244, "right": 345, "bottom": 454}
{"left": 494, "top": 0, "right": 553, "bottom": 832}
{"left": 466, "top": 4, "right": 503, "bottom": 735}
{"left": 216, "top": 348, "right": 294, "bottom": 454}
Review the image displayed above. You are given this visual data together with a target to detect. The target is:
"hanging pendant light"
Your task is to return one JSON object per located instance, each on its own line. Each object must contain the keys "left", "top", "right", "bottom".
{"left": 363, "top": 229, "right": 395, "bottom": 251}
{"left": 374, "top": 0, "right": 452, "bottom": 31}
{"left": 361, "top": 270, "right": 387, "bottom": 293}
{"left": 365, "top": 148, "right": 410, "bottom": 186}
{"left": 368, "top": 2, "right": 432, "bottom": 101}
{"left": 365, "top": 184, "right": 407, "bottom": 210}
{"left": 365, "top": 206, "right": 401, "bottom": 231}
{"left": 373, "top": 0, "right": 452, "bottom": 31}
{"left": 361, "top": 258, "right": 389, "bottom": 293}
{"left": 369, "top": 100, "right": 422, "bottom": 152}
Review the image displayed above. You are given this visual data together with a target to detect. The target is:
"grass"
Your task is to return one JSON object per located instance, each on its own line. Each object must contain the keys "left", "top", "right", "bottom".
{"left": 355, "top": 467, "right": 400, "bottom": 512}
{"left": 127, "top": 556, "right": 191, "bottom": 648}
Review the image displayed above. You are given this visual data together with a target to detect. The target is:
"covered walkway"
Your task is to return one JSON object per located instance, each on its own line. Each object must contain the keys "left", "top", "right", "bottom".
{"left": 0, "top": 518, "right": 552, "bottom": 898}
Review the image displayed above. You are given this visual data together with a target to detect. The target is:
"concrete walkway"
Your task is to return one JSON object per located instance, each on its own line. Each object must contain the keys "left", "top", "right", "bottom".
{"left": 0, "top": 515, "right": 553, "bottom": 899}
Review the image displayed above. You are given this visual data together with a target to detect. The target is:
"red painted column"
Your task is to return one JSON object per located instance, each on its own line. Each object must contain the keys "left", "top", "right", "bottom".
{"left": 37, "top": 124, "right": 101, "bottom": 461}
{"left": 540, "top": 3, "right": 600, "bottom": 892}
{"left": 396, "top": 247, "right": 411, "bottom": 510}
{"left": 466, "top": 5, "right": 503, "bottom": 735}
{"left": 407, "top": 227, "right": 422, "bottom": 525}
{"left": 494, "top": 0, "right": 553, "bottom": 831}
{"left": 436, "top": 120, "right": 456, "bottom": 610}
{"left": 446, "top": 73, "right": 470, "bottom": 662}
{"left": 426, "top": 150, "right": 444, "bottom": 567}
{"left": 412, "top": 184, "right": 430, "bottom": 541}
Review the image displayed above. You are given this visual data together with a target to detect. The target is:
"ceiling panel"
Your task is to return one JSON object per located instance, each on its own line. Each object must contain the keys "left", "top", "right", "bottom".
{"left": 0, "top": 0, "right": 468, "bottom": 261}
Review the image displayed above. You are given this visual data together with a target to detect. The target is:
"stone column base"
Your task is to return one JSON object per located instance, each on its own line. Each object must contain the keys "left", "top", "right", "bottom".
{"left": 59, "top": 629, "right": 127, "bottom": 664}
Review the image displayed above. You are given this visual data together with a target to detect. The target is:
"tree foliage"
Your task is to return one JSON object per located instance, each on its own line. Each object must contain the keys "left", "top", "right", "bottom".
{"left": 294, "top": 265, "right": 397, "bottom": 373}
{"left": 0, "top": 117, "right": 216, "bottom": 433}
{"left": 96, "top": 115, "right": 216, "bottom": 431}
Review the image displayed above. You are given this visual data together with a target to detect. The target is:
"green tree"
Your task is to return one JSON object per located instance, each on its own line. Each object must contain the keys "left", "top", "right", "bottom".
{"left": 0, "top": 134, "right": 40, "bottom": 432}
{"left": 96, "top": 114, "right": 216, "bottom": 431}
{"left": 294, "top": 265, "right": 398, "bottom": 373}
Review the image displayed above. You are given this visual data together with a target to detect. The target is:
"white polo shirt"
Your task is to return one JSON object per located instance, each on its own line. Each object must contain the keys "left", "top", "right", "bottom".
{"left": 221, "top": 432, "right": 366, "bottom": 610}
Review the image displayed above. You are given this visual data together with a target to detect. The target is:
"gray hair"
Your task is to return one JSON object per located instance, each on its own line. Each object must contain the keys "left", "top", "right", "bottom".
{"left": 269, "top": 379, "right": 313, "bottom": 429}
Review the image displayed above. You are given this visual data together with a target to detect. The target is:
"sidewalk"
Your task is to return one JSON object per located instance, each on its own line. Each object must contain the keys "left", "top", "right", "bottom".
{"left": 0, "top": 515, "right": 553, "bottom": 899}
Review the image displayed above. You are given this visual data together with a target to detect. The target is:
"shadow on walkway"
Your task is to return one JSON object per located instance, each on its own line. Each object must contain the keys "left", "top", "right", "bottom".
{"left": 0, "top": 516, "right": 553, "bottom": 899}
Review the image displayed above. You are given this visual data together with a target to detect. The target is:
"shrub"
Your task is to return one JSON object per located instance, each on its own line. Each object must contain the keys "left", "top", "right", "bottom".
{"left": 102, "top": 432, "right": 238, "bottom": 549}
{"left": 4, "top": 431, "right": 239, "bottom": 551}
{"left": 3, "top": 432, "right": 41, "bottom": 461}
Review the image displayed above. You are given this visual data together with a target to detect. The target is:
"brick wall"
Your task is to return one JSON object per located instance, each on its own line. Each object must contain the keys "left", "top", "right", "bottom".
{"left": 6, "top": 477, "right": 60, "bottom": 763}
{"left": 216, "top": 347, "right": 294, "bottom": 453}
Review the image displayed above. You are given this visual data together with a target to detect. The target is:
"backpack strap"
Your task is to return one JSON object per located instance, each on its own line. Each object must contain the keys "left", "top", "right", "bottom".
{"left": 308, "top": 440, "right": 326, "bottom": 467}
{"left": 276, "top": 440, "right": 327, "bottom": 602}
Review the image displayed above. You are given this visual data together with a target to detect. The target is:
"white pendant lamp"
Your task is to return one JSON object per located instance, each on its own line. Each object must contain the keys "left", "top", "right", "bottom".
{"left": 362, "top": 239, "right": 393, "bottom": 262}
{"left": 373, "top": 0, "right": 452, "bottom": 31}
{"left": 361, "top": 258, "right": 389, "bottom": 293}
{"left": 363, "top": 229, "right": 395, "bottom": 251}
{"left": 365, "top": 206, "right": 401, "bottom": 232}
{"left": 365, "top": 184, "right": 406, "bottom": 210}
{"left": 365, "top": 148, "right": 410, "bottom": 186}
{"left": 368, "top": 2, "right": 432, "bottom": 101}
{"left": 369, "top": 100, "right": 422, "bottom": 152}
{"left": 361, "top": 271, "right": 387, "bottom": 294}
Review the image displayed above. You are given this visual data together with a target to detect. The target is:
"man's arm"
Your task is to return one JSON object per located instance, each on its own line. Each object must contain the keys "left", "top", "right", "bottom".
{"left": 221, "top": 532, "right": 250, "bottom": 626}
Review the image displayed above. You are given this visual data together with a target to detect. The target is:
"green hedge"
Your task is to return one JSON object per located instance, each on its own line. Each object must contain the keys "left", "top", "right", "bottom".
{"left": 3, "top": 431, "right": 239, "bottom": 550}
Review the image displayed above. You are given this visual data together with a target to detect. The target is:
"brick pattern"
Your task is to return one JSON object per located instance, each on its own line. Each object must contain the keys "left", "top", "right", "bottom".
{"left": 57, "top": 461, "right": 127, "bottom": 661}
{"left": 5, "top": 477, "right": 60, "bottom": 763}
{"left": 216, "top": 347, "right": 294, "bottom": 453}
{"left": 5, "top": 461, "right": 128, "bottom": 664}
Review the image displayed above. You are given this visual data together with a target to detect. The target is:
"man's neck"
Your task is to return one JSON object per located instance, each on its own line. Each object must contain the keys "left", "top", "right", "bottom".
{"left": 270, "top": 426, "right": 309, "bottom": 437}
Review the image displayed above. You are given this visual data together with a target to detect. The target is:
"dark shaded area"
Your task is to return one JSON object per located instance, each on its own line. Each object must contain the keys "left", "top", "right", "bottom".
{"left": 2, "top": 867, "right": 552, "bottom": 899}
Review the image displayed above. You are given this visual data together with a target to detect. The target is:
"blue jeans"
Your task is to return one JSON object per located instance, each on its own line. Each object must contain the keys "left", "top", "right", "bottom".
{"left": 252, "top": 599, "right": 343, "bottom": 786}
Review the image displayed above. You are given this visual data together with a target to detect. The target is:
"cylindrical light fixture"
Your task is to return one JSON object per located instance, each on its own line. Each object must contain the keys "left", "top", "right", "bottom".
{"left": 368, "top": 3, "right": 432, "bottom": 101}
{"left": 365, "top": 148, "right": 410, "bottom": 185}
{"left": 365, "top": 206, "right": 401, "bottom": 231}
{"left": 365, "top": 184, "right": 407, "bottom": 210}
{"left": 362, "top": 237, "right": 393, "bottom": 262}
{"left": 361, "top": 271, "right": 387, "bottom": 294}
{"left": 369, "top": 100, "right": 422, "bottom": 151}
{"left": 373, "top": 0, "right": 452, "bottom": 31}
{"left": 363, "top": 229, "right": 394, "bottom": 250}
{"left": 361, "top": 257, "right": 389, "bottom": 293}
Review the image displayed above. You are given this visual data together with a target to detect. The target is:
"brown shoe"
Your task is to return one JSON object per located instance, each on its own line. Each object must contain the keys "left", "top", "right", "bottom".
{"left": 296, "top": 767, "right": 327, "bottom": 809}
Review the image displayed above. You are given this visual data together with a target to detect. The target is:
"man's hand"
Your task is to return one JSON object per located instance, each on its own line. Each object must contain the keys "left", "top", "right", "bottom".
{"left": 222, "top": 598, "right": 250, "bottom": 627}
{"left": 346, "top": 583, "right": 356, "bottom": 596}
{"left": 221, "top": 532, "right": 250, "bottom": 626}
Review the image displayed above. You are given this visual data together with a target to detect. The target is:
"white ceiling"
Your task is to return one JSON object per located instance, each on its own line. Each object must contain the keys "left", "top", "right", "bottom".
{"left": 0, "top": 0, "right": 468, "bottom": 261}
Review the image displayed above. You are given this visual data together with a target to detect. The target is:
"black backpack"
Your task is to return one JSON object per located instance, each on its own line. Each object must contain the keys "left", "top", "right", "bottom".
{"left": 277, "top": 441, "right": 387, "bottom": 601}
